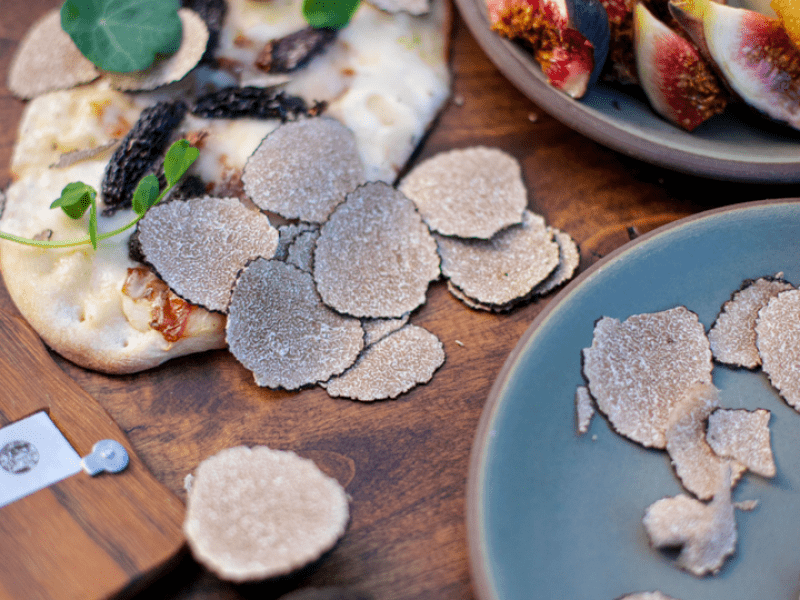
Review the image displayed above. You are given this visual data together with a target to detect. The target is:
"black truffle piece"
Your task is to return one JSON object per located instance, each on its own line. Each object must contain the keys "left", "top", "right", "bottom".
{"left": 255, "top": 27, "right": 338, "bottom": 73}
{"left": 181, "top": 0, "right": 227, "bottom": 61}
{"left": 192, "top": 86, "right": 324, "bottom": 121}
{"left": 101, "top": 100, "right": 188, "bottom": 216}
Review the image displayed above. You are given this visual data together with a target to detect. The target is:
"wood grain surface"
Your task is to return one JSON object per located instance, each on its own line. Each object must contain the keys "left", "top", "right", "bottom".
{"left": 2, "top": 2, "right": 800, "bottom": 599}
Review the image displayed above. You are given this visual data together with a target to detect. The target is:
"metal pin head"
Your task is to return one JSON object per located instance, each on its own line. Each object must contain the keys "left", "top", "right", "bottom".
{"left": 81, "top": 440, "right": 129, "bottom": 476}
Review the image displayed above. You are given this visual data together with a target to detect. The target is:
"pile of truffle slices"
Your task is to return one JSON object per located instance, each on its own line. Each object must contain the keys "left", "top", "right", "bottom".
{"left": 134, "top": 116, "right": 579, "bottom": 400}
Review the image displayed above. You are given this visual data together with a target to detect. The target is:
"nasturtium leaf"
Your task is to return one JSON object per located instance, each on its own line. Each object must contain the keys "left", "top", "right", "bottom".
{"left": 132, "top": 174, "right": 161, "bottom": 216}
{"left": 163, "top": 139, "right": 199, "bottom": 187}
{"left": 60, "top": 0, "right": 183, "bottom": 73}
{"left": 51, "top": 181, "right": 96, "bottom": 219}
{"left": 302, "top": 0, "right": 361, "bottom": 29}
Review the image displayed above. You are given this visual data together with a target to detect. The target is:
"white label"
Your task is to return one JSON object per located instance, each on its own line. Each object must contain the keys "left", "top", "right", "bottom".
{"left": 0, "top": 412, "right": 82, "bottom": 508}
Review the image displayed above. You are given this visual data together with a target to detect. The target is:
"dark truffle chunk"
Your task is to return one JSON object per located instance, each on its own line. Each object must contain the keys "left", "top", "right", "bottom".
{"left": 101, "top": 100, "right": 188, "bottom": 215}
{"left": 192, "top": 87, "right": 323, "bottom": 120}
{"left": 255, "top": 27, "right": 338, "bottom": 73}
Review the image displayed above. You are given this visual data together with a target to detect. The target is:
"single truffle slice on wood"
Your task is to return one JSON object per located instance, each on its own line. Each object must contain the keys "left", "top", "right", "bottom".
{"left": 582, "top": 307, "right": 713, "bottom": 449}
{"left": 361, "top": 315, "right": 409, "bottom": 347}
{"left": 314, "top": 182, "right": 440, "bottom": 318}
{"left": 707, "top": 408, "right": 776, "bottom": 478}
{"left": 226, "top": 259, "right": 364, "bottom": 389}
{"left": 708, "top": 275, "right": 794, "bottom": 368}
{"left": 399, "top": 146, "right": 527, "bottom": 239}
{"left": 323, "top": 325, "right": 445, "bottom": 401}
{"left": 184, "top": 446, "right": 349, "bottom": 582}
{"left": 665, "top": 383, "right": 746, "bottom": 500}
{"left": 642, "top": 467, "right": 737, "bottom": 577}
{"left": 242, "top": 117, "right": 366, "bottom": 223}
{"left": 437, "top": 211, "right": 560, "bottom": 310}
{"left": 531, "top": 227, "right": 580, "bottom": 296}
{"left": 756, "top": 289, "right": 800, "bottom": 411}
{"left": 7, "top": 9, "right": 100, "bottom": 99}
{"left": 575, "top": 385, "right": 595, "bottom": 435}
{"left": 136, "top": 196, "right": 279, "bottom": 312}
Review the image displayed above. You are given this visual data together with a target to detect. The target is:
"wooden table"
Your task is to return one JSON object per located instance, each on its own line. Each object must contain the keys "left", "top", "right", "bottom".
{"left": 2, "top": 2, "right": 799, "bottom": 599}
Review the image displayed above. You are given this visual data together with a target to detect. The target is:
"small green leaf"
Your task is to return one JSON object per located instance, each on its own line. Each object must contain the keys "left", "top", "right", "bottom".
{"left": 51, "top": 182, "right": 97, "bottom": 220}
{"left": 132, "top": 175, "right": 161, "bottom": 216}
{"left": 88, "top": 201, "right": 99, "bottom": 249}
{"left": 163, "top": 139, "right": 199, "bottom": 187}
{"left": 61, "top": 0, "right": 183, "bottom": 73}
{"left": 302, "top": 0, "right": 361, "bottom": 29}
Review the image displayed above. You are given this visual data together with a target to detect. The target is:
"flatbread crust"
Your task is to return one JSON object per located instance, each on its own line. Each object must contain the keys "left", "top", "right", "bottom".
{"left": 1, "top": 0, "right": 451, "bottom": 374}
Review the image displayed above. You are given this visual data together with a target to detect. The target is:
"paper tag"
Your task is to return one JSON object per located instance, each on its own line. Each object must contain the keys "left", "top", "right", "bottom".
{"left": 0, "top": 412, "right": 82, "bottom": 508}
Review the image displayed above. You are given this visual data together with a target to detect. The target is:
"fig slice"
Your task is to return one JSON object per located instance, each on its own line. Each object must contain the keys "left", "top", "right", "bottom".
{"left": 487, "top": 0, "right": 610, "bottom": 98}
{"left": 670, "top": 0, "right": 800, "bottom": 130}
{"left": 634, "top": 2, "right": 727, "bottom": 131}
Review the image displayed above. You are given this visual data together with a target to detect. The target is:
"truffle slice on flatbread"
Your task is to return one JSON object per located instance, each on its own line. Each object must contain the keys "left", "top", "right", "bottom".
{"left": 665, "top": 383, "right": 746, "bottom": 500}
{"left": 226, "top": 259, "right": 363, "bottom": 389}
{"left": 7, "top": 9, "right": 100, "bottom": 99}
{"left": 323, "top": 324, "right": 445, "bottom": 401}
{"left": 184, "top": 446, "right": 349, "bottom": 582}
{"left": 106, "top": 9, "right": 210, "bottom": 91}
{"left": 242, "top": 117, "right": 366, "bottom": 223}
{"left": 437, "top": 211, "right": 560, "bottom": 310}
{"left": 642, "top": 466, "right": 737, "bottom": 577}
{"left": 275, "top": 222, "right": 319, "bottom": 261}
{"left": 582, "top": 307, "right": 713, "bottom": 449}
{"left": 135, "top": 196, "right": 279, "bottom": 312}
{"left": 575, "top": 385, "right": 595, "bottom": 435}
{"left": 707, "top": 408, "right": 776, "bottom": 478}
{"left": 708, "top": 275, "right": 794, "bottom": 368}
{"left": 756, "top": 289, "right": 800, "bottom": 411}
{"left": 286, "top": 228, "right": 320, "bottom": 273}
{"left": 399, "top": 146, "right": 526, "bottom": 239}
{"left": 314, "top": 182, "right": 440, "bottom": 318}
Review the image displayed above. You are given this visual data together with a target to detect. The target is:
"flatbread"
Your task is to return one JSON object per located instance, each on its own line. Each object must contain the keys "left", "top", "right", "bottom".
{"left": 1, "top": 0, "right": 451, "bottom": 373}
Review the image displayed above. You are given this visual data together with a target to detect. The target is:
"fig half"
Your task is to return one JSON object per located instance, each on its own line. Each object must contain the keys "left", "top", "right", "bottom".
{"left": 488, "top": 0, "right": 610, "bottom": 98}
{"left": 634, "top": 2, "right": 727, "bottom": 130}
{"left": 670, "top": 0, "right": 800, "bottom": 130}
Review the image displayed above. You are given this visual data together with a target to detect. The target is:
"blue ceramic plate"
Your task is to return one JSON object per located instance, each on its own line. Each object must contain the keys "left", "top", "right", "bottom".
{"left": 467, "top": 200, "right": 800, "bottom": 600}
{"left": 454, "top": 0, "right": 800, "bottom": 183}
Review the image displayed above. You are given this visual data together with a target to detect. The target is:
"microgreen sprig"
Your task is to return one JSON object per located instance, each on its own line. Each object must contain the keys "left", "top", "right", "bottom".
{"left": 0, "top": 140, "right": 199, "bottom": 251}
{"left": 302, "top": 0, "right": 361, "bottom": 29}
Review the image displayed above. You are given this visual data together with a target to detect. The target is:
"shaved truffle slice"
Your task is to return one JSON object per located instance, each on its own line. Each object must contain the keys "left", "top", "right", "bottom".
{"left": 531, "top": 228, "right": 580, "bottom": 296}
{"left": 575, "top": 385, "right": 595, "bottom": 435}
{"left": 362, "top": 315, "right": 410, "bottom": 346}
{"left": 756, "top": 289, "right": 800, "bottom": 411}
{"left": 582, "top": 307, "right": 713, "bottom": 449}
{"left": 617, "top": 594, "right": 681, "bottom": 600}
{"left": 227, "top": 259, "right": 363, "bottom": 389}
{"left": 242, "top": 117, "right": 366, "bottom": 223}
{"left": 314, "top": 182, "right": 440, "bottom": 318}
{"left": 708, "top": 275, "right": 794, "bottom": 368}
{"left": 399, "top": 147, "right": 527, "bottom": 239}
{"left": 7, "top": 9, "right": 100, "bottom": 99}
{"left": 437, "top": 211, "right": 560, "bottom": 310}
{"left": 184, "top": 446, "right": 349, "bottom": 582}
{"left": 323, "top": 325, "right": 445, "bottom": 401}
{"left": 707, "top": 409, "right": 776, "bottom": 478}
{"left": 665, "top": 383, "right": 746, "bottom": 500}
{"left": 275, "top": 222, "right": 318, "bottom": 261}
{"left": 255, "top": 27, "right": 338, "bottom": 73}
{"left": 135, "top": 196, "right": 278, "bottom": 312}
{"left": 286, "top": 229, "right": 320, "bottom": 273}
{"left": 107, "top": 9, "right": 209, "bottom": 91}
{"left": 642, "top": 467, "right": 737, "bottom": 576}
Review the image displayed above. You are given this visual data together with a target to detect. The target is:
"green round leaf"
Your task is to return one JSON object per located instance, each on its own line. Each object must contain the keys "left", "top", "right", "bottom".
{"left": 302, "top": 0, "right": 361, "bottom": 29}
{"left": 51, "top": 181, "right": 96, "bottom": 220}
{"left": 61, "top": 0, "right": 183, "bottom": 73}
{"left": 132, "top": 174, "right": 161, "bottom": 216}
{"left": 163, "top": 139, "right": 200, "bottom": 187}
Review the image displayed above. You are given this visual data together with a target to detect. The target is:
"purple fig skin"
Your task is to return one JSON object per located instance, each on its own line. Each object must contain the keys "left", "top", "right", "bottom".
{"left": 673, "top": 0, "right": 800, "bottom": 129}
{"left": 634, "top": 2, "right": 727, "bottom": 131}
